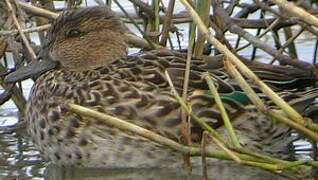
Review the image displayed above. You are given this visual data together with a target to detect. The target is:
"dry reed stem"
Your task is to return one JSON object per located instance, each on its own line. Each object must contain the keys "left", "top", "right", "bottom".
{"left": 166, "top": 70, "right": 245, "bottom": 163}
{"left": 69, "top": 102, "right": 318, "bottom": 173}
{"left": 159, "top": 0, "right": 175, "bottom": 46}
{"left": 181, "top": 21, "right": 195, "bottom": 144}
{"left": 69, "top": 103, "right": 190, "bottom": 151}
{"left": 268, "top": 110, "right": 318, "bottom": 141}
{"left": 201, "top": 131, "right": 209, "bottom": 180}
{"left": 236, "top": 18, "right": 280, "bottom": 52}
{"left": 180, "top": 14, "right": 194, "bottom": 171}
{"left": 68, "top": 103, "right": 288, "bottom": 171}
{"left": 272, "top": 0, "right": 318, "bottom": 28}
{"left": 125, "top": 33, "right": 162, "bottom": 49}
{"left": 0, "top": 24, "right": 51, "bottom": 36}
{"left": 5, "top": 0, "right": 36, "bottom": 61}
{"left": 14, "top": 2, "right": 158, "bottom": 50}
{"left": 164, "top": 70, "right": 226, "bottom": 145}
{"left": 153, "top": 0, "right": 160, "bottom": 41}
{"left": 165, "top": 69, "right": 307, "bottom": 168}
{"left": 113, "top": 0, "right": 158, "bottom": 49}
{"left": 193, "top": 0, "right": 211, "bottom": 57}
{"left": 271, "top": 28, "right": 304, "bottom": 63}
{"left": 225, "top": 61, "right": 318, "bottom": 141}
{"left": 0, "top": 66, "right": 26, "bottom": 113}
{"left": 224, "top": 62, "right": 266, "bottom": 110}
{"left": 17, "top": 1, "right": 58, "bottom": 19}
{"left": 179, "top": 0, "right": 318, "bottom": 131}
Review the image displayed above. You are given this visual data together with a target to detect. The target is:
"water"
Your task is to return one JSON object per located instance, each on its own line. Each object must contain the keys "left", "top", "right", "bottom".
{"left": 1, "top": 1, "right": 317, "bottom": 179}
{"left": 0, "top": 128, "right": 45, "bottom": 179}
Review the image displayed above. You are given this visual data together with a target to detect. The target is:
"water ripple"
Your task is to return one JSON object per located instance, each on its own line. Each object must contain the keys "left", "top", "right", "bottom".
{"left": 0, "top": 129, "right": 45, "bottom": 179}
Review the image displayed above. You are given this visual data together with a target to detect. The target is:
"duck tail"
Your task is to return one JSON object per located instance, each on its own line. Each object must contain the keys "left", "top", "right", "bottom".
{"left": 285, "top": 87, "right": 318, "bottom": 114}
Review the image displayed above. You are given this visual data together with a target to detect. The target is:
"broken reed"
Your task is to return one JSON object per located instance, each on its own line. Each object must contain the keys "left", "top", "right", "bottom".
{"left": 2, "top": 0, "right": 318, "bottom": 177}
{"left": 68, "top": 102, "right": 318, "bottom": 173}
{"left": 4, "top": 0, "right": 318, "bottom": 63}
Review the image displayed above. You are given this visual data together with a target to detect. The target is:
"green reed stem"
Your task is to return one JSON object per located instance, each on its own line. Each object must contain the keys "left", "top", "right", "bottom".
{"left": 150, "top": 0, "right": 160, "bottom": 43}
{"left": 165, "top": 70, "right": 227, "bottom": 145}
{"left": 69, "top": 103, "right": 318, "bottom": 172}
{"left": 203, "top": 73, "right": 241, "bottom": 148}
{"left": 225, "top": 61, "right": 318, "bottom": 141}
{"left": 179, "top": 0, "right": 318, "bottom": 133}
{"left": 207, "top": 131, "right": 242, "bottom": 163}
{"left": 193, "top": 0, "right": 211, "bottom": 57}
{"left": 181, "top": 1, "right": 196, "bottom": 170}
{"left": 68, "top": 103, "right": 282, "bottom": 172}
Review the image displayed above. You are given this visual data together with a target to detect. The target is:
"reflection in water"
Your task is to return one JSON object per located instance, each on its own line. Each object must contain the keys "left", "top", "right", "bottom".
{"left": 0, "top": 126, "right": 294, "bottom": 180}
{"left": 44, "top": 161, "right": 290, "bottom": 180}
{"left": 0, "top": 128, "right": 45, "bottom": 179}
{"left": 0, "top": 126, "right": 292, "bottom": 180}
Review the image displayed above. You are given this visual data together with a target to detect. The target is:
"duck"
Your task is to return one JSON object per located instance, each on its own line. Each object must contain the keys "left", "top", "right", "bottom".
{"left": 4, "top": 6, "right": 318, "bottom": 168}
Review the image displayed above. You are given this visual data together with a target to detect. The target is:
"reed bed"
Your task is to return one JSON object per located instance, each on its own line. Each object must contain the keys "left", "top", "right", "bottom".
{"left": 1, "top": 0, "right": 318, "bottom": 179}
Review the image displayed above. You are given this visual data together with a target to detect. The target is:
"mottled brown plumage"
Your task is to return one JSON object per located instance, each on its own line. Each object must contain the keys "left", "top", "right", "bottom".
{"left": 15, "top": 6, "right": 318, "bottom": 168}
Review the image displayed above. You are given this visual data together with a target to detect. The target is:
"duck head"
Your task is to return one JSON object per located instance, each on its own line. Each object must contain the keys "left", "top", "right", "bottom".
{"left": 5, "top": 6, "right": 128, "bottom": 83}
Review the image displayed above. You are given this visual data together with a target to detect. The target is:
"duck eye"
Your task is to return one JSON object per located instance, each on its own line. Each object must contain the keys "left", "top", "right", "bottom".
{"left": 66, "top": 29, "right": 81, "bottom": 38}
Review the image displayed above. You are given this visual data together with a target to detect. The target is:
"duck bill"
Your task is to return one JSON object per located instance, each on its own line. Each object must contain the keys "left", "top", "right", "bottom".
{"left": 4, "top": 60, "right": 57, "bottom": 83}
